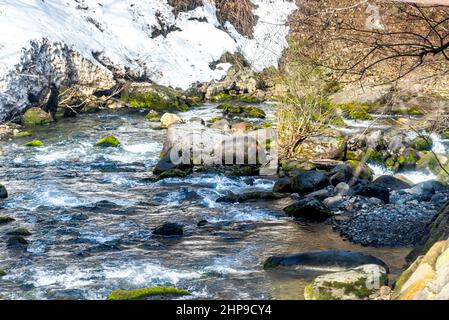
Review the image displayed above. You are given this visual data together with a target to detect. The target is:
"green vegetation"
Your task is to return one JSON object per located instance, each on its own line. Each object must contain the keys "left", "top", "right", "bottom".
{"left": 14, "top": 131, "right": 32, "bottom": 137}
{"left": 210, "top": 92, "right": 233, "bottom": 102}
{"left": 95, "top": 136, "right": 121, "bottom": 148}
{"left": 413, "top": 136, "right": 433, "bottom": 151}
{"left": 239, "top": 94, "right": 259, "bottom": 103}
{"left": 0, "top": 269, "right": 6, "bottom": 277}
{"left": 23, "top": 107, "right": 53, "bottom": 125}
{"left": 107, "top": 286, "right": 190, "bottom": 300}
{"left": 145, "top": 110, "right": 161, "bottom": 122}
{"left": 121, "top": 85, "right": 189, "bottom": 111}
{"left": 348, "top": 109, "right": 373, "bottom": 121}
{"left": 22, "top": 140, "right": 44, "bottom": 147}
{"left": 157, "top": 169, "right": 189, "bottom": 180}
{"left": 218, "top": 104, "right": 266, "bottom": 119}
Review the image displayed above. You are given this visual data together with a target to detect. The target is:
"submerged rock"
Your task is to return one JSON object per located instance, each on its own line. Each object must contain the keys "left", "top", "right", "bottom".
{"left": 283, "top": 198, "right": 332, "bottom": 221}
{"left": 107, "top": 286, "right": 190, "bottom": 300}
{"left": 7, "top": 228, "right": 32, "bottom": 236}
{"left": 95, "top": 135, "right": 121, "bottom": 147}
{"left": 304, "top": 264, "right": 388, "bottom": 300}
{"left": 145, "top": 110, "right": 161, "bottom": 122}
{"left": 0, "top": 216, "right": 14, "bottom": 224}
{"left": 153, "top": 223, "right": 184, "bottom": 237}
{"left": 0, "top": 184, "right": 8, "bottom": 199}
{"left": 264, "top": 250, "right": 388, "bottom": 271}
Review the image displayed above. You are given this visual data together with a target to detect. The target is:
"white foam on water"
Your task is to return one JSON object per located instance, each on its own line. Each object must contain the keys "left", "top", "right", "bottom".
{"left": 368, "top": 163, "right": 394, "bottom": 176}
{"left": 399, "top": 171, "right": 438, "bottom": 185}
{"left": 122, "top": 142, "right": 161, "bottom": 154}
{"left": 430, "top": 133, "right": 447, "bottom": 154}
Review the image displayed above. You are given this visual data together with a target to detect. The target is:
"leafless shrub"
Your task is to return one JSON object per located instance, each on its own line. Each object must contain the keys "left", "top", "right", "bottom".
{"left": 214, "top": 0, "right": 258, "bottom": 38}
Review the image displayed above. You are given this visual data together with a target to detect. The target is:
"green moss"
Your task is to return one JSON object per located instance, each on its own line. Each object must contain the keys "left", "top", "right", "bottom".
{"left": 385, "top": 157, "right": 397, "bottom": 169}
{"left": 225, "top": 166, "right": 257, "bottom": 176}
{"left": 0, "top": 269, "right": 6, "bottom": 277}
{"left": 157, "top": 169, "right": 189, "bottom": 180}
{"left": 392, "top": 107, "right": 424, "bottom": 116}
{"left": 107, "top": 286, "right": 190, "bottom": 300}
{"left": 413, "top": 136, "right": 433, "bottom": 151}
{"left": 95, "top": 136, "right": 121, "bottom": 148}
{"left": 329, "top": 116, "right": 348, "bottom": 127}
{"left": 245, "top": 106, "right": 266, "bottom": 119}
{"left": 0, "top": 216, "right": 15, "bottom": 224}
{"left": 366, "top": 148, "right": 384, "bottom": 162}
{"left": 7, "top": 228, "right": 31, "bottom": 236}
{"left": 210, "top": 117, "right": 222, "bottom": 123}
{"left": 145, "top": 110, "right": 161, "bottom": 122}
{"left": 121, "top": 85, "right": 189, "bottom": 111}
{"left": 14, "top": 131, "right": 32, "bottom": 137}
{"left": 349, "top": 109, "right": 373, "bottom": 121}
{"left": 238, "top": 95, "right": 259, "bottom": 103}
{"left": 210, "top": 92, "right": 233, "bottom": 102}
{"left": 22, "top": 140, "right": 44, "bottom": 147}
{"left": 262, "top": 122, "right": 273, "bottom": 128}
{"left": 398, "top": 148, "right": 420, "bottom": 167}
{"left": 23, "top": 108, "right": 53, "bottom": 125}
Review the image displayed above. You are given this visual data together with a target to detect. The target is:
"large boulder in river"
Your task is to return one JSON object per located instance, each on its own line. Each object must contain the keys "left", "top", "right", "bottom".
{"left": 291, "top": 170, "right": 330, "bottom": 195}
{"left": 373, "top": 175, "right": 412, "bottom": 190}
{"left": 283, "top": 198, "right": 332, "bottom": 221}
{"left": 23, "top": 107, "right": 53, "bottom": 125}
{"left": 263, "top": 250, "right": 388, "bottom": 271}
{"left": 160, "top": 113, "right": 183, "bottom": 128}
{"left": 329, "top": 164, "right": 354, "bottom": 186}
{"left": 0, "top": 184, "right": 8, "bottom": 199}
{"left": 295, "top": 130, "right": 346, "bottom": 160}
{"left": 305, "top": 264, "right": 388, "bottom": 300}
{"left": 349, "top": 183, "right": 390, "bottom": 203}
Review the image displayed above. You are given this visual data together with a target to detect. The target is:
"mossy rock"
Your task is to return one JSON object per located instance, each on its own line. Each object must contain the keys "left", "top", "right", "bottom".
{"left": 416, "top": 152, "right": 448, "bottom": 175}
{"left": 349, "top": 109, "right": 373, "bottom": 121}
{"left": 281, "top": 160, "right": 316, "bottom": 175}
{"left": 22, "top": 140, "right": 44, "bottom": 147}
{"left": 95, "top": 136, "right": 121, "bottom": 148}
{"left": 121, "top": 84, "right": 189, "bottom": 112}
{"left": 218, "top": 103, "right": 243, "bottom": 114}
{"left": 23, "top": 107, "right": 53, "bottom": 125}
{"left": 157, "top": 169, "right": 189, "bottom": 180}
{"left": 145, "top": 110, "right": 161, "bottom": 122}
{"left": 210, "top": 92, "right": 233, "bottom": 102}
{"left": 413, "top": 136, "right": 433, "bottom": 151}
{"left": 329, "top": 116, "right": 348, "bottom": 128}
{"left": 365, "top": 148, "right": 385, "bottom": 163}
{"left": 397, "top": 148, "right": 420, "bottom": 170}
{"left": 0, "top": 216, "right": 15, "bottom": 224}
{"left": 210, "top": 117, "right": 222, "bottom": 123}
{"left": 441, "top": 131, "right": 449, "bottom": 139}
{"left": 14, "top": 131, "right": 32, "bottom": 137}
{"left": 7, "top": 228, "right": 32, "bottom": 236}
{"left": 107, "top": 286, "right": 190, "bottom": 300}
{"left": 244, "top": 106, "right": 266, "bottom": 119}
{"left": 346, "top": 160, "right": 374, "bottom": 180}
{"left": 238, "top": 94, "right": 259, "bottom": 103}
{"left": 0, "top": 269, "right": 6, "bottom": 277}
{"left": 392, "top": 107, "right": 424, "bottom": 116}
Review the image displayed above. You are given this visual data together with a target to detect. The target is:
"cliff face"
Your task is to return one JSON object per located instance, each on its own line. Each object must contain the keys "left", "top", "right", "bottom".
{"left": 0, "top": 0, "right": 296, "bottom": 120}
{"left": 393, "top": 203, "right": 449, "bottom": 300}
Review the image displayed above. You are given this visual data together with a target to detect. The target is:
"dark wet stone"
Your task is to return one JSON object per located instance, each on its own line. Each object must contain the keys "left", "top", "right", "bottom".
{"left": 153, "top": 150, "right": 192, "bottom": 175}
{"left": 216, "top": 191, "right": 287, "bottom": 203}
{"left": 329, "top": 164, "right": 354, "bottom": 186}
{"left": 263, "top": 250, "right": 388, "bottom": 271}
{"left": 283, "top": 198, "right": 332, "bottom": 222}
{"left": 349, "top": 183, "right": 390, "bottom": 203}
{"left": 7, "top": 236, "right": 29, "bottom": 247}
{"left": 273, "top": 177, "right": 292, "bottom": 193}
{"left": 153, "top": 223, "right": 184, "bottom": 237}
{"left": 290, "top": 170, "right": 330, "bottom": 195}
{"left": 7, "top": 228, "right": 32, "bottom": 236}
{"left": 373, "top": 175, "right": 411, "bottom": 190}
{"left": 197, "top": 220, "right": 209, "bottom": 227}
{"left": 0, "top": 184, "right": 8, "bottom": 199}
{"left": 0, "top": 216, "right": 15, "bottom": 224}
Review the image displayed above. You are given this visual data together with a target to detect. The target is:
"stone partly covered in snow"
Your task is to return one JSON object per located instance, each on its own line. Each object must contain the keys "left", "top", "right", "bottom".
{"left": 95, "top": 136, "right": 121, "bottom": 148}
{"left": 263, "top": 250, "right": 388, "bottom": 271}
{"left": 304, "top": 264, "right": 388, "bottom": 300}
{"left": 0, "top": 184, "right": 8, "bottom": 199}
{"left": 23, "top": 107, "right": 53, "bottom": 125}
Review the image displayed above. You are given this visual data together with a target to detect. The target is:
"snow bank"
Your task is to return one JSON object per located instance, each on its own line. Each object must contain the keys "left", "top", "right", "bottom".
{"left": 0, "top": 0, "right": 296, "bottom": 119}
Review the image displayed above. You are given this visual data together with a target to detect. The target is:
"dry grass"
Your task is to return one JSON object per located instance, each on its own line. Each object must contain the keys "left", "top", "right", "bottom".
{"left": 214, "top": 0, "right": 258, "bottom": 38}
{"left": 168, "top": 0, "right": 203, "bottom": 15}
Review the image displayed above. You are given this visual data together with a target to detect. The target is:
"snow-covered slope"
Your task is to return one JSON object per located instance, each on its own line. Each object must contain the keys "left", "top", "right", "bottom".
{"left": 0, "top": 0, "right": 296, "bottom": 120}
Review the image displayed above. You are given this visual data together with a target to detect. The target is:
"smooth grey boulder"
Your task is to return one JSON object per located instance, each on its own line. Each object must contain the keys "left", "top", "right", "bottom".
{"left": 263, "top": 249, "right": 388, "bottom": 272}
{"left": 0, "top": 184, "right": 7, "bottom": 199}
{"left": 291, "top": 170, "right": 330, "bottom": 195}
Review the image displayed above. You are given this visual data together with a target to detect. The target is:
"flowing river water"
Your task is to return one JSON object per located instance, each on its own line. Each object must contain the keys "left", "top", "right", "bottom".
{"left": 0, "top": 105, "right": 412, "bottom": 300}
